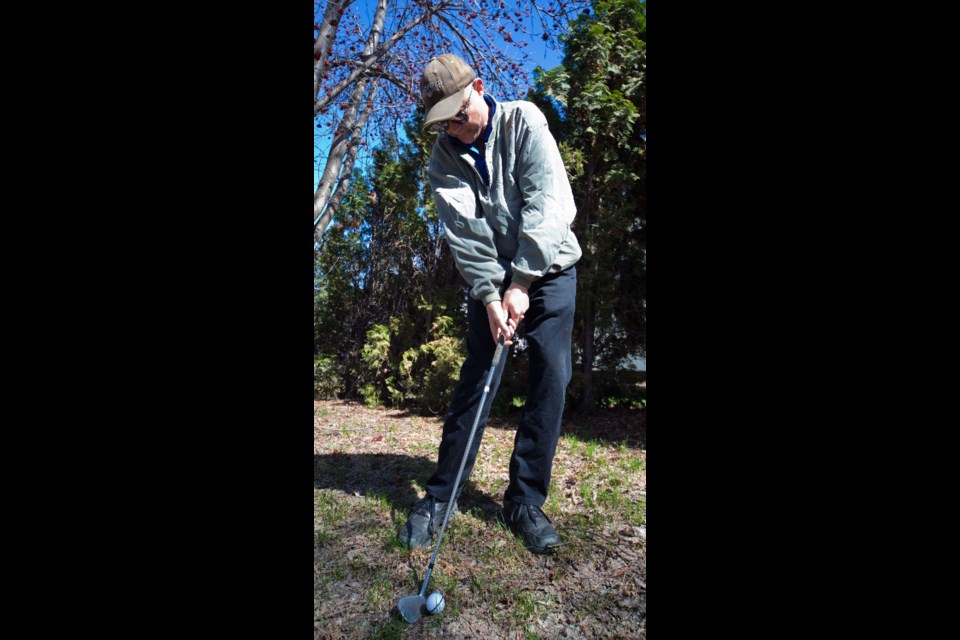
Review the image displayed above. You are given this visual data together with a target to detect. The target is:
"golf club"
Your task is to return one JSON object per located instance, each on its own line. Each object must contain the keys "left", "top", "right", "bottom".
{"left": 398, "top": 332, "right": 510, "bottom": 623}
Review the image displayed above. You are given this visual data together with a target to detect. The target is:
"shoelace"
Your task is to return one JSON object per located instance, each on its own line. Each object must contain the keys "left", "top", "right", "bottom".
{"left": 413, "top": 496, "right": 454, "bottom": 518}
{"left": 510, "top": 504, "right": 550, "bottom": 524}
{"left": 530, "top": 505, "right": 551, "bottom": 524}
{"left": 412, "top": 496, "right": 438, "bottom": 517}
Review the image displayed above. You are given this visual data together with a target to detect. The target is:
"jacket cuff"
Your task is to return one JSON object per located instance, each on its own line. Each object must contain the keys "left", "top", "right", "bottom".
{"left": 510, "top": 271, "right": 536, "bottom": 289}
{"left": 481, "top": 291, "right": 502, "bottom": 305}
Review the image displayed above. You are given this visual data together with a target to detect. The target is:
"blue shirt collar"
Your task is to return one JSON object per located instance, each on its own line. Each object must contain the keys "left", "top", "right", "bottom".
{"left": 448, "top": 94, "right": 496, "bottom": 149}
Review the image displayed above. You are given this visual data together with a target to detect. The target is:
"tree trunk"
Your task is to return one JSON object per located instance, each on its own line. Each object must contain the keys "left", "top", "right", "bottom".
{"left": 314, "top": 1, "right": 355, "bottom": 105}
{"left": 581, "top": 295, "right": 596, "bottom": 414}
{"left": 314, "top": 0, "right": 390, "bottom": 236}
{"left": 314, "top": 1, "right": 442, "bottom": 237}
{"left": 314, "top": 83, "right": 378, "bottom": 245}
{"left": 579, "top": 159, "right": 597, "bottom": 414}
{"left": 314, "top": 2, "right": 434, "bottom": 116}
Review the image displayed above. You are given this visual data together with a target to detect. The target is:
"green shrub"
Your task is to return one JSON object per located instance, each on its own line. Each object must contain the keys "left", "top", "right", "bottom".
{"left": 360, "top": 324, "right": 392, "bottom": 373}
{"left": 358, "top": 315, "right": 466, "bottom": 412}
{"left": 403, "top": 333, "right": 465, "bottom": 412}
{"left": 358, "top": 324, "right": 392, "bottom": 407}
{"left": 359, "top": 383, "right": 380, "bottom": 408}
{"left": 314, "top": 355, "right": 343, "bottom": 399}
{"left": 392, "top": 315, "right": 465, "bottom": 412}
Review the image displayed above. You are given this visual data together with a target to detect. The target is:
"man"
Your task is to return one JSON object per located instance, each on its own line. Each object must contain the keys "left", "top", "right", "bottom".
{"left": 398, "top": 54, "right": 581, "bottom": 554}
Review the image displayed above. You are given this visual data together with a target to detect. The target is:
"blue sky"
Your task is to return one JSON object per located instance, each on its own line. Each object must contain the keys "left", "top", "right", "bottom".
{"left": 314, "top": 1, "right": 567, "bottom": 193}
{"left": 340, "top": 0, "right": 567, "bottom": 81}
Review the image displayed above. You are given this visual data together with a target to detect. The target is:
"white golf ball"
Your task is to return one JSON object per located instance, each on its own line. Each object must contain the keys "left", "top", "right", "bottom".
{"left": 426, "top": 591, "right": 445, "bottom": 615}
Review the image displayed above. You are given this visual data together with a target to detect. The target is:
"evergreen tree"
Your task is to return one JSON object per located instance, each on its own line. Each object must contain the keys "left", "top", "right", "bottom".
{"left": 530, "top": 0, "right": 646, "bottom": 412}
{"left": 314, "top": 117, "right": 468, "bottom": 411}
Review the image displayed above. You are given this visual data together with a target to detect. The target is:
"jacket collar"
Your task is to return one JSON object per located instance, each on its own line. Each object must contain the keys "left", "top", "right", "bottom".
{"left": 448, "top": 94, "right": 497, "bottom": 150}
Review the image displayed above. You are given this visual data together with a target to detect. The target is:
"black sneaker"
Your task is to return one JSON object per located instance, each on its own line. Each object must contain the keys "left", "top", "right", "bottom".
{"left": 397, "top": 495, "right": 458, "bottom": 548}
{"left": 501, "top": 500, "right": 562, "bottom": 554}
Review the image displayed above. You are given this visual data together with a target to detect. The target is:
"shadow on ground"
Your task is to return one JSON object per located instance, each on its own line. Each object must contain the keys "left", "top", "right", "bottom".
{"left": 482, "top": 406, "right": 646, "bottom": 450}
{"left": 317, "top": 396, "right": 646, "bottom": 451}
{"left": 313, "top": 453, "right": 503, "bottom": 525}
{"left": 562, "top": 407, "right": 646, "bottom": 449}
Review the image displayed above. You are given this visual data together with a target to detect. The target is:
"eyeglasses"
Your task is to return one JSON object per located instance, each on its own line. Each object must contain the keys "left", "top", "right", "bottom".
{"left": 432, "top": 85, "right": 473, "bottom": 133}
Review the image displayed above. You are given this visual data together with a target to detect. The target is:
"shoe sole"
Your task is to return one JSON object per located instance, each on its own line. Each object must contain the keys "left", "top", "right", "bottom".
{"left": 524, "top": 538, "right": 563, "bottom": 554}
{"left": 397, "top": 534, "right": 433, "bottom": 548}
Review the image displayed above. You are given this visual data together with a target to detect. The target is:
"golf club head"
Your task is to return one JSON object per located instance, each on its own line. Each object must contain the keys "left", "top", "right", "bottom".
{"left": 397, "top": 595, "right": 426, "bottom": 623}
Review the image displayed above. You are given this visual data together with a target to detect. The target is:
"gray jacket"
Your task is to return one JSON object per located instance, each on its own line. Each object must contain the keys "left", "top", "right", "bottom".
{"left": 428, "top": 98, "right": 581, "bottom": 305}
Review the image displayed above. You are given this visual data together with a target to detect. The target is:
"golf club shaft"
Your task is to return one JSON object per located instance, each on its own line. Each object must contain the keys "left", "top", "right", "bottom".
{"left": 419, "top": 335, "right": 508, "bottom": 597}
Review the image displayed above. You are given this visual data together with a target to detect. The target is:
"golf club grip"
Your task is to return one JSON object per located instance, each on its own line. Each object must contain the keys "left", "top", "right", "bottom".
{"left": 491, "top": 333, "right": 506, "bottom": 367}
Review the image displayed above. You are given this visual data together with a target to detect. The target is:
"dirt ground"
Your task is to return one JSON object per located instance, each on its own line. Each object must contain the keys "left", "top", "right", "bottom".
{"left": 314, "top": 400, "right": 646, "bottom": 639}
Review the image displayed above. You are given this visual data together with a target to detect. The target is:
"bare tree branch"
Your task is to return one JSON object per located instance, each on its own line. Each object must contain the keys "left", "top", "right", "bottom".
{"left": 360, "top": 68, "right": 414, "bottom": 97}
{"left": 432, "top": 10, "right": 516, "bottom": 90}
{"left": 315, "top": 1, "right": 356, "bottom": 103}
{"left": 315, "top": 2, "right": 444, "bottom": 116}
{"left": 315, "top": 83, "right": 379, "bottom": 244}
{"left": 432, "top": 11, "right": 484, "bottom": 62}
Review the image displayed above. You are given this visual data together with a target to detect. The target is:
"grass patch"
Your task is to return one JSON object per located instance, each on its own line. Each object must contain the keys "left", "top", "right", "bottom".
{"left": 546, "top": 491, "right": 562, "bottom": 515}
{"left": 367, "top": 492, "right": 390, "bottom": 510}
{"left": 513, "top": 590, "right": 537, "bottom": 624}
{"left": 383, "top": 535, "right": 406, "bottom": 552}
{"left": 314, "top": 490, "right": 349, "bottom": 547}
{"left": 597, "top": 474, "right": 625, "bottom": 510}
{"left": 575, "top": 589, "right": 619, "bottom": 619}
{"left": 558, "top": 430, "right": 645, "bottom": 529}
{"left": 626, "top": 496, "right": 647, "bottom": 525}
{"left": 314, "top": 400, "right": 646, "bottom": 638}
{"left": 348, "top": 550, "right": 379, "bottom": 577}
{"left": 365, "top": 575, "right": 392, "bottom": 609}
{"left": 513, "top": 589, "right": 556, "bottom": 639}
{"left": 624, "top": 454, "right": 645, "bottom": 473}
{"left": 368, "top": 618, "right": 406, "bottom": 640}
{"left": 563, "top": 433, "right": 584, "bottom": 455}
{"left": 585, "top": 439, "right": 599, "bottom": 459}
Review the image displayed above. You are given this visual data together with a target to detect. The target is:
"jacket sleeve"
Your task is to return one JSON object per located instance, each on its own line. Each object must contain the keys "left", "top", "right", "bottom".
{"left": 511, "top": 105, "right": 577, "bottom": 289}
{"left": 429, "top": 150, "right": 506, "bottom": 304}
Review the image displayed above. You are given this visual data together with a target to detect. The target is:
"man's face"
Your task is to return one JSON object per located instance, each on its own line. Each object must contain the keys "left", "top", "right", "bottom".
{"left": 445, "top": 82, "right": 486, "bottom": 145}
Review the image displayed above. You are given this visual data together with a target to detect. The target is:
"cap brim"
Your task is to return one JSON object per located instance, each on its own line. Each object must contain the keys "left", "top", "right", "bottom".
{"left": 422, "top": 91, "right": 465, "bottom": 133}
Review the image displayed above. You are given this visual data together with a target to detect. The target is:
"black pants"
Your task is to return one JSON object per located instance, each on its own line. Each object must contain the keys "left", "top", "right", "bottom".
{"left": 425, "top": 266, "right": 576, "bottom": 507}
